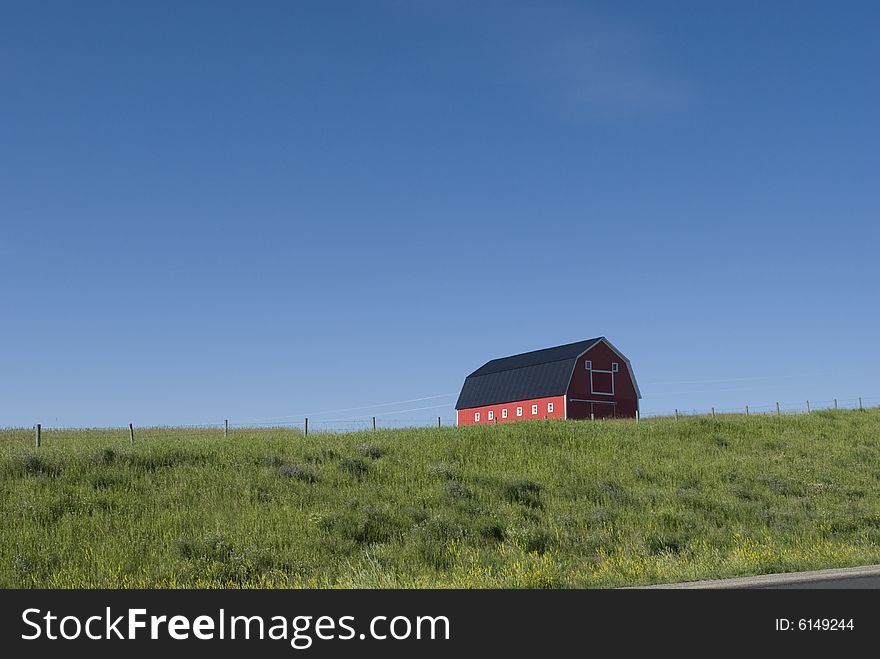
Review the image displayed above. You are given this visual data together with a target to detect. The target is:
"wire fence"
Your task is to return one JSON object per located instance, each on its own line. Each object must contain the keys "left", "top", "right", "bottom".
{"left": 642, "top": 395, "right": 880, "bottom": 420}
{"left": 9, "top": 395, "right": 880, "bottom": 446}
{"left": 227, "top": 417, "right": 459, "bottom": 433}
{"left": 10, "top": 417, "right": 462, "bottom": 444}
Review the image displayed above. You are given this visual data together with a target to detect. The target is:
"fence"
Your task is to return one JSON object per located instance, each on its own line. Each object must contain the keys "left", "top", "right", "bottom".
{"left": 17, "top": 417, "right": 460, "bottom": 446}
{"left": 17, "top": 395, "right": 880, "bottom": 446}
{"left": 642, "top": 395, "right": 880, "bottom": 420}
{"left": 226, "top": 416, "right": 459, "bottom": 434}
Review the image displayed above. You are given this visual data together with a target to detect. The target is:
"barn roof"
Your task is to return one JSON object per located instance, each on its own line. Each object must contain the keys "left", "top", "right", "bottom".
{"left": 455, "top": 337, "right": 641, "bottom": 410}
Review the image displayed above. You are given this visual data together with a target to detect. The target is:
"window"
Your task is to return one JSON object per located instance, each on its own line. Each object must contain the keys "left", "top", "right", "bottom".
{"left": 488, "top": 410, "right": 494, "bottom": 420}
{"left": 531, "top": 404, "right": 538, "bottom": 415}
{"left": 502, "top": 408, "right": 508, "bottom": 419}
{"left": 612, "top": 362, "right": 619, "bottom": 372}
{"left": 548, "top": 402, "right": 554, "bottom": 413}
{"left": 516, "top": 406, "right": 522, "bottom": 417}
{"left": 474, "top": 412, "right": 480, "bottom": 422}
{"left": 585, "top": 360, "right": 592, "bottom": 370}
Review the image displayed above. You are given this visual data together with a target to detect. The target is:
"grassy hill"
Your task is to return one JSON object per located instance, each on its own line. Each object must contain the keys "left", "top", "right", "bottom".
{"left": 2, "top": 409, "right": 879, "bottom": 588}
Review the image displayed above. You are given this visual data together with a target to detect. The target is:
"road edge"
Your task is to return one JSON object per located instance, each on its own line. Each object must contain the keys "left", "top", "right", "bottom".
{"left": 629, "top": 564, "right": 880, "bottom": 589}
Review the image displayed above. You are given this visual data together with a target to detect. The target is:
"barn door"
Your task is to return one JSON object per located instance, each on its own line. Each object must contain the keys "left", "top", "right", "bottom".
{"left": 591, "top": 401, "right": 616, "bottom": 419}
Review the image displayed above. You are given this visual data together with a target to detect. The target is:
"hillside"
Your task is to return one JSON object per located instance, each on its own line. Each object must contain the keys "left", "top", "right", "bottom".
{"left": 2, "top": 409, "right": 879, "bottom": 588}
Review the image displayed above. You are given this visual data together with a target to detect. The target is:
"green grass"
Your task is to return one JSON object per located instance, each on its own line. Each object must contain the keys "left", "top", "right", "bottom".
{"left": 2, "top": 409, "right": 880, "bottom": 588}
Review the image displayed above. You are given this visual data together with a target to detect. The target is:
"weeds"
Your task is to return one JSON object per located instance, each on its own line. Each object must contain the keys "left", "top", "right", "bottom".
{"left": 356, "top": 443, "right": 385, "bottom": 459}
{"left": 1, "top": 409, "right": 879, "bottom": 587}
{"left": 278, "top": 463, "right": 317, "bottom": 482}
{"left": 339, "top": 458, "right": 370, "bottom": 477}
{"left": 504, "top": 479, "right": 542, "bottom": 508}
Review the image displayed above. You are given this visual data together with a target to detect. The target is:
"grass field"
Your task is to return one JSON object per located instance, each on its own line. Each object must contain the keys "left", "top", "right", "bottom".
{"left": 2, "top": 409, "right": 880, "bottom": 588}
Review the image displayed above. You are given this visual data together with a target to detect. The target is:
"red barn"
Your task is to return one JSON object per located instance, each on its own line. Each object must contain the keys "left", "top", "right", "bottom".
{"left": 455, "top": 337, "right": 641, "bottom": 425}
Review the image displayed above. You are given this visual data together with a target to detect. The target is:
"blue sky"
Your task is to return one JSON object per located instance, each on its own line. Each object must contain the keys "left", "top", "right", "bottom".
{"left": 2, "top": 1, "right": 878, "bottom": 428}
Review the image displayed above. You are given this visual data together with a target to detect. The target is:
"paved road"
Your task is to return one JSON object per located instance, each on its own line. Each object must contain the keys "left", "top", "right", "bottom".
{"left": 637, "top": 564, "right": 880, "bottom": 589}
{"left": 757, "top": 574, "right": 880, "bottom": 589}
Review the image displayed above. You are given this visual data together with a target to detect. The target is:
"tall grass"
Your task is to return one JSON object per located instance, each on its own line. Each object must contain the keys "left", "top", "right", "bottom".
{"left": 2, "top": 409, "right": 879, "bottom": 588}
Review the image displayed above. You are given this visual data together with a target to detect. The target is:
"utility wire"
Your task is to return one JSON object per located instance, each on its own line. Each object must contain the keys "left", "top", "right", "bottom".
{"left": 232, "top": 392, "right": 457, "bottom": 424}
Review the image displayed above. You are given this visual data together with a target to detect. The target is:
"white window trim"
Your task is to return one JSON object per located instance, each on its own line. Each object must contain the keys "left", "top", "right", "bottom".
{"left": 585, "top": 360, "right": 592, "bottom": 370}
{"left": 474, "top": 412, "right": 480, "bottom": 422}
{"left": 531, "top": 404, "right": 538, "bottom": 415}
{"left": 573, "top": 337, "right": 642, "bottom": 400}
{"left": 612, "top": 362, "right": 619, "bottom": 372}
{"left": 547, "top": 402, "right": 554, "bottom": 413}
{"left": 516, "top": 406, "right": 522, "bottom": 417}
{"left": 488, "top": 410, "right": 494, "bottom": 420}
{"left": 502, "top": 408, "right": 508, "bottom": 419}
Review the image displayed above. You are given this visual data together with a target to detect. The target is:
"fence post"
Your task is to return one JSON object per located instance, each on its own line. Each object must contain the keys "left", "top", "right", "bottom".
{"left": 859, "top": 397, "right": 863, "bottom": 411}
{"left": 591, "top": 412, "right": 595, "bottom": 421}
{"left": 437, "top": 416, "right": 441, "bottom": 429}
{"left": 129, "top": 423, "right": 135, "bottom": 444}
{"left": 834, "top": 398, "right": 838, "bottom": 410}
{"left": 636, "top": 409, "right": 640, "bottom": 422}
{"left": 806, "top": 400, "right": 810, "bottom": 414}
{"left": 372, "top": 416, "right": 376, "bottom": 432}
{"left": 776, "top": 402, "right": 780, "bottom": 416}
{"left": 675, "top": 409, "right": 679, "bottom": 419}
{"left": 35, "top": 423, "right": 41, "bottom": 448}
{"left": 224, "top": 419, "right": 228, "bottom": 438}
{"left": 304, "top": 417, "right": 308, "bottom": 437}
{"left": 745, "top": 405, "right": 749, "bottom": 416}
{"left": 711, "top": 407, "right": 715, "bottom": 418}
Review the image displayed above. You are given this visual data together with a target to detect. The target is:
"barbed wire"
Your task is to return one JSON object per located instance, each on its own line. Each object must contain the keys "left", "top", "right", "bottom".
{"left": 229, "top": 392, "right": 458, "bottom": 425}
{"left": 6, "top": 395, "right": 878, "bottom": 435}
{"left": 642, "top": 396, "right": 879, "bottom": 419}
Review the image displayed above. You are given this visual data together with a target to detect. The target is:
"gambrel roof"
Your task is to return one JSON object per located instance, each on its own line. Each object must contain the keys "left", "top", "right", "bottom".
{"left": 455, "top": 338, "right": 640, "bottom": 409}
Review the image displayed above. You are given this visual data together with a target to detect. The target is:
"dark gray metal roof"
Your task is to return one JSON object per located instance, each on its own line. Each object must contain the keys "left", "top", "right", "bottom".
{"left": 455, "top": 338, "right": 602, "bottom": 410}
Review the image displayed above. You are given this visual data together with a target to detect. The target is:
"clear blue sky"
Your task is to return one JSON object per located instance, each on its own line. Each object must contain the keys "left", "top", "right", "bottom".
{"left": 2, "top": 1, "right": 878, "bottom": 428}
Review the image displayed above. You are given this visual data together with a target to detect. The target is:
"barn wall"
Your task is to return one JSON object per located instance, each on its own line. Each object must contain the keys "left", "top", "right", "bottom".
{"left": 566, "top": 341, "right": 639, "bottom": 419}
{"left": 457, "top": 395, "right": 566, "bottom": 426}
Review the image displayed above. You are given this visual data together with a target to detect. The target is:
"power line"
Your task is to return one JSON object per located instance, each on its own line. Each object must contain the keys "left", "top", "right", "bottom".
{"left": 232, "top": 392, "right": 458, "bottom": 424}
{"left": 331, "top": 402, "right": 453, "bottom": 422}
